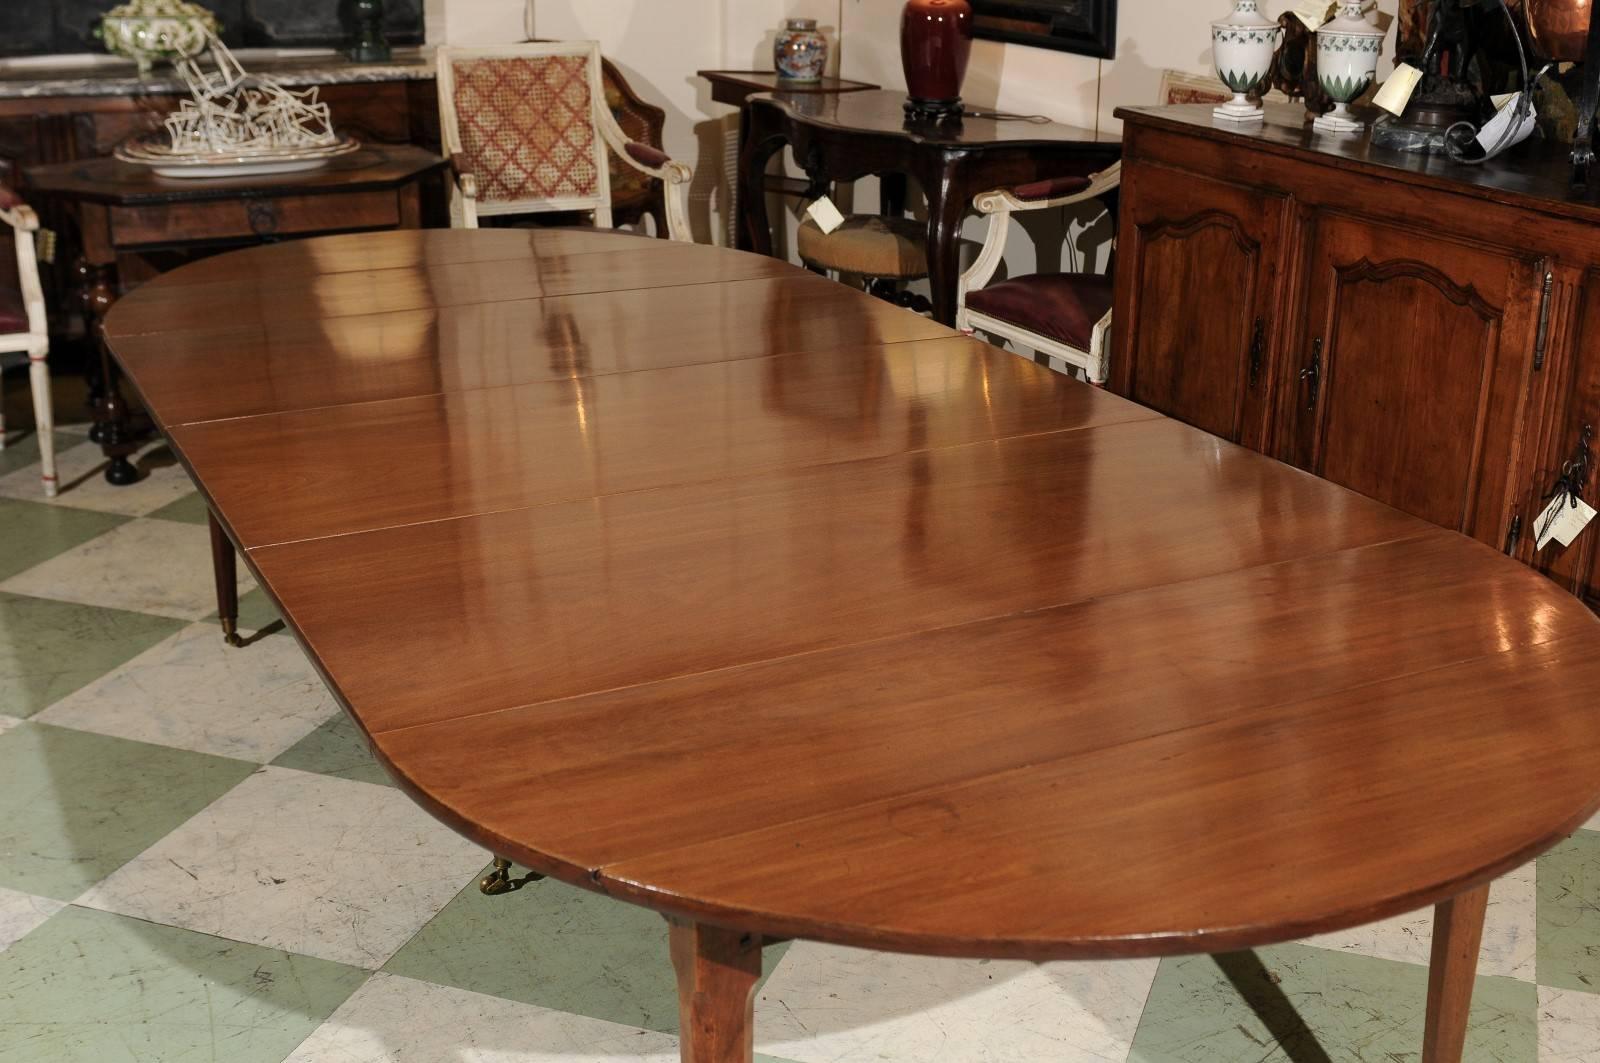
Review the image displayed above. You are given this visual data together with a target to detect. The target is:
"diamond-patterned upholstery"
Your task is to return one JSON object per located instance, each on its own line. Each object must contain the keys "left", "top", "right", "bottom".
{"left": 449, "top": 55, "right": 599, "bottom": 204}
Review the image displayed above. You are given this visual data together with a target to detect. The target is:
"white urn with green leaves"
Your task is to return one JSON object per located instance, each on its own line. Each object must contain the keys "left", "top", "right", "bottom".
{"left": 96, "top": 0, "right": 220, "bottom": 76}
{"left": 1211, "top": 0, "right": 1283, "bottom": 122}
{"left": 1313, "top": 0, "right": 1385, "bottom": 133}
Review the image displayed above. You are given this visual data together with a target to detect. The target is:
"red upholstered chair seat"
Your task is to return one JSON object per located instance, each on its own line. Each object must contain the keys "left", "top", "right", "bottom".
{"left": 0, "top": 285, "right": 27, "bottom": 335}
{"left": 964, "top": 273, "right": 1114, "bottom": 351}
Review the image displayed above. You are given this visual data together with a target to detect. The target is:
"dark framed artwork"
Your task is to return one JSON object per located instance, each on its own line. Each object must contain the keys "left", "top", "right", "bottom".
{"left": 970, "top": 0, "right": 1117, "bottom": 60}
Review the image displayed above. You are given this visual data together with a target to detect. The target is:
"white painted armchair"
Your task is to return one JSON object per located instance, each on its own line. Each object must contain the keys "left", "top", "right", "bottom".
{"left": 436, "top": 42, "right": 694, "bottom": 240}
{"left": 957, "top": 162, "right": 1122, "bottom": 384}
{"left": 0, "top": 181, "right": 56, "bottom": 496}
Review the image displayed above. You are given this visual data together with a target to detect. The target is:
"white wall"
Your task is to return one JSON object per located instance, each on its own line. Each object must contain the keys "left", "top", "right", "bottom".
{"left": 430, "top": 1, "right": 1403, "bottom": 272}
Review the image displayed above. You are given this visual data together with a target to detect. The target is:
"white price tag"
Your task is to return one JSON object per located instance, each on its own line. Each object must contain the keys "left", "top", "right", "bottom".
{"left": 1292, "top": 0, "right": 1330, "bottom": 32}
{"left": 805, "top": 196, "right": 846, "bottom": 235}
{"left": 1535, "top": 494, "right": 1597, "bottom": 551}
{"left": 1476, "top": 95, "right": 1538, "bottom": 153}
{"left": 1374, "top": 64, "right": 1423, "bottom": 117}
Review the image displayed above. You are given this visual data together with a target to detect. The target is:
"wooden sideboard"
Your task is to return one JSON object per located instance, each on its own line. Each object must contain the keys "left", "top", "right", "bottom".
{"left": 1113, "top": 103, "right": 1600, "bottom": 610}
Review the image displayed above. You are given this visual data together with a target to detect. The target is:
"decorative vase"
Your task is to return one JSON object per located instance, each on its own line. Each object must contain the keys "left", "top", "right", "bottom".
{"left": 900, "top": 0, "right": 974, "bottom": 120}
{"left": 1210, "top": 0, "right": 1283, "bottom": 123}
{"left": 775, "top": 18, "right": 828, "bottom": 83}
{"left": 1525, "top": 0, "right": 1591, "bottom": 63}
{"left": 1313, "top": 1, "right": 1385, "bottom": 133}
{"left": 95, "top": 0, "right": 219, "bottom": 76}
{"left": 343, "top": 0, "right": 391, "bottom": 63}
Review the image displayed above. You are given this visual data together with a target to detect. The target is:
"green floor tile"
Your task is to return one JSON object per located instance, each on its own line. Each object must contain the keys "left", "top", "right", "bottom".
{"left": 0, "top": 498, "right": 126, "bottom": 581}
{"left": 1538, "top": 828, "right": 1600, "bottom": 994}
{"left": 1129, "top": 944, "right": 1535, "bottom": 1062}
{"left": 0, "top": 722, "right": 256, "bottom": 900}
{"left": 146, "top": 491, "right": 210, "bottom": 526}
{"left": 384, "top": 870, "right": 789, "bottom": 1034}
{"left": 0, "top": 431, "right": 79, "bottom": 477}
{"left": 0, "top": 591, "right": 186, "bottom": 716}
{"left": 0, "top": 904, "right": 367, "bottom": 1063}
{"left": 272, "top": 711, "right": 394, "bottom": 787}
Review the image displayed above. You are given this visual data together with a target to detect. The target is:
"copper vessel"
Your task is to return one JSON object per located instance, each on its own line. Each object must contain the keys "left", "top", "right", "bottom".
{"left": 1526, "top": 0, "right": 1592, "bottom": 62}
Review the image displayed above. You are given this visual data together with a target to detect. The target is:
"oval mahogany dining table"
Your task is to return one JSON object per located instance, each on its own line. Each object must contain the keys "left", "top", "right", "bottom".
{"left": 103, "top": 228, "right": 1600, "bottom": 1062}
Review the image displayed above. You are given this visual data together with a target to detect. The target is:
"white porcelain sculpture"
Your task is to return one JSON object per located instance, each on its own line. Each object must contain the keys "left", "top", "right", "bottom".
{"left": 114, "top": 32, "right": 355, "bottom": 177}
{"left": 1314, "top": 1, "right": 1386, "bottom": 134}
{"left": 1211, "top": 0, "right": 1283, "bottom": 122}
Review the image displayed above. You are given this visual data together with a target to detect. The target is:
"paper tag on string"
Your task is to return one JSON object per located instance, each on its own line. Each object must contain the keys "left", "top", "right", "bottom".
{"left": 1292, "top": 0, "right": 1330, "bottom": 31}
{"left": 1475, "top": 95, "right": 1538, "bottom": 152}
{"left": 1535, "top": 494, "right": 1597, "bottom": 550}
{"left": 805, "top": 196, "right": 845, "bottom": 235}
{"left": 1374, "top": 64, "right": 1423, "bottom": 116}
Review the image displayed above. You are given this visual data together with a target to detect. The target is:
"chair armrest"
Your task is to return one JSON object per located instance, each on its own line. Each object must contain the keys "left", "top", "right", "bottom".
{"left": 973, "top": 161, "right": 1122, "bottom": 215}
{"left": 0, "top": 181, "right": 39, "bottom": 233}
{"left": 616, "top": 139, "right": 692, "bottom": 185}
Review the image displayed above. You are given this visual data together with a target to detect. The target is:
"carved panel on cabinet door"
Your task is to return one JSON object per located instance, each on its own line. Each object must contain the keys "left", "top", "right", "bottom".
{"left": 1292, "top": 220, "right": 1540, "bottom": 543}
{"left": 1116, "top": 165, "right": 1284, "bottom": 446}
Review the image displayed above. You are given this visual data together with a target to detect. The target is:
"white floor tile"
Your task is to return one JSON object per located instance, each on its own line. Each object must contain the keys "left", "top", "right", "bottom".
{"left": 1299, "top": 858, "right": 1536, "bottom": 973}
{"left": 37, "top": 622, "right": 337, "bottom": 761}
{"left": 1582, "top": 808, "right": 1600, "bottom": 834}
{"left": 76, "top": 766, "right": 486, "bottom": 969}
{"left": 0, "top": 714, "right": 21, "bottom": 737}
{"left": 0, "top": 440, "right": 197, "bottom": 516}
{"left": 0, "top": 886, "right": 64, "bottom": 953}
{"left": 0, "top": 516, "right": 252, "bottom": 620}
{"left": 1298, "top": 859, "right": 1536, "bottom": 980}
{"left": 283, "top": 972, "right": 681, "bottom": 1062}
{"left": 754, "top": 942, "right": 1157, "bottom": 1063}
{"left": 1538, "top": 985, "right": 1600, "bottom": 1061}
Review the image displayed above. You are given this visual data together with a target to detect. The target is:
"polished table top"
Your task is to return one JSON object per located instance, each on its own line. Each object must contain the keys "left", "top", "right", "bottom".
{"left": 103, "top": 229, "right": 1600, "bottom": 961}
{"left": 751, "top": 88, "right": 1114, "bottom": 149}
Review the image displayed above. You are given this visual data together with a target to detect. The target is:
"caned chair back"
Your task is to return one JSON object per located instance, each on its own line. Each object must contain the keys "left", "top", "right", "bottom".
{"left": 436, "top": 42, "right": 614, "bottom": 225}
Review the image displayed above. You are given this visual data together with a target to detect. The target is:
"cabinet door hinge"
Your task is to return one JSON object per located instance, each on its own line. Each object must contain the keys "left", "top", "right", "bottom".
{"left": 1506, "top": 513, "right": 1523, "bottom": 555}
{"left": 1533, "top": 271, "right": 1555, "bottom": 372}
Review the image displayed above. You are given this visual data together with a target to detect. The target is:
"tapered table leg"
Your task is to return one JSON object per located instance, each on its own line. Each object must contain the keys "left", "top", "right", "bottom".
{"left": 669, "top": 918, "right": 761, "bottom": 1063}
{"left": 1422, "top": 883, "right": 1490, "bottom": 1062}
{"left": 208, "top": 512, "right": 242, "bottom": 647}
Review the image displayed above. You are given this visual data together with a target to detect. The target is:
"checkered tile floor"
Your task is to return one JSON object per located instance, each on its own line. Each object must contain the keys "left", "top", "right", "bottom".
{"left": 1, "top": 430, "right": 1598, "bottom": 1062}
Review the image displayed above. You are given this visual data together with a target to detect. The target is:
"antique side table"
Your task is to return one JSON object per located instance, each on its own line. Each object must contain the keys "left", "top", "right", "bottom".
{"left": 737, "top": 89, "right": 1120, "bottom": 325}
{"left": 24, "top": 143, "right": 445, "bottom": 485}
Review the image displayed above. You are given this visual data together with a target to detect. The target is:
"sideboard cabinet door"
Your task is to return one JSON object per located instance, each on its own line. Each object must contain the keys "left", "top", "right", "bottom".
{"left": 1278, "top": 214, "right": 1543, "bottom": 544}
{"left": 1110, "top": 164, "right": 1285, "bottom": 448}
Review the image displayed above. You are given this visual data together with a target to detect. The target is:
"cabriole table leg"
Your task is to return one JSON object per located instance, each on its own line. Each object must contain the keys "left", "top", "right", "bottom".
{"left": 669, "top": 918, "right": 762, "bottom": 1063}
{"left": 1422, "top": 882, "right": 1490, "bottom": 1062}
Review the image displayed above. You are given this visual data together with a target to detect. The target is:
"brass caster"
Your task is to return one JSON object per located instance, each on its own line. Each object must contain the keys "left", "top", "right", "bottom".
{"left": 480, "top": 857, "right": 515, "bottom": 896}
{"left": 221, "top": 618, "right": 244, "bottom": 648}
{"left": 479, "top": 856, "right": 544, "bottom": 896}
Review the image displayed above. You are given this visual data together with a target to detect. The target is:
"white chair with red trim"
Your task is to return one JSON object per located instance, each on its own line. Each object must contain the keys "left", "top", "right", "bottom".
{"left": 0, "top": 179, "right": 56, "bottom": 496}
{"left": 435, "top": 41, "right": 694, "bottom": 240}
{"left": 956, "top": 162, "right": 1121, "bottom": 384}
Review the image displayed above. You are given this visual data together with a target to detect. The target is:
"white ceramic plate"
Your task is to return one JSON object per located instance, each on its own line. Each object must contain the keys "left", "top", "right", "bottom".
{"left": 114, "top": 133, "right": 361, "bottom": 178}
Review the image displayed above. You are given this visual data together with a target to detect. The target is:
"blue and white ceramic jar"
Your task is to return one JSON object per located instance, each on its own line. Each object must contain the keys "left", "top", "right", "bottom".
{"left": 775, "top": 18, "right": 828, "bottom": 83}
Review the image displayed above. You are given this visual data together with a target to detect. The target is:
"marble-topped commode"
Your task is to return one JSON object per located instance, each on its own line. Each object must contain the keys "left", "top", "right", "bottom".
{"left": 0, "top": 50, "right": 433, "bottom": 99}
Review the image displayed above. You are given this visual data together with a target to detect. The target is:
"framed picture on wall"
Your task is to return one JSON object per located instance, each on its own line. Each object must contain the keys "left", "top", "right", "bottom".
{"left": 970, "top": 0, "right": 1117, "bottom": 60}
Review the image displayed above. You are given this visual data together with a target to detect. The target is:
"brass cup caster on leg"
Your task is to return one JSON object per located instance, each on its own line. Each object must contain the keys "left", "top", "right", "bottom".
{"left": 221, "top": 617, "right": 244, "bottom": 648}
{"left": 479, "top": 855, "right": 544, "bottom": 896}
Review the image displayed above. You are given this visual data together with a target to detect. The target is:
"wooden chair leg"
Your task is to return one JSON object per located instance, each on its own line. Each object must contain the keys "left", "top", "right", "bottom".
{"left": 669, "top": 918, "right": 761, "bottom": 1063}
{"left": 30, "top": 348, "right": 57, "bottom": 498}
{"left": 208, "top": 511, "right": 242, "bottom": 647}
{"left": 1422, "top": 883, "right": 1490, "bottom": 1063}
